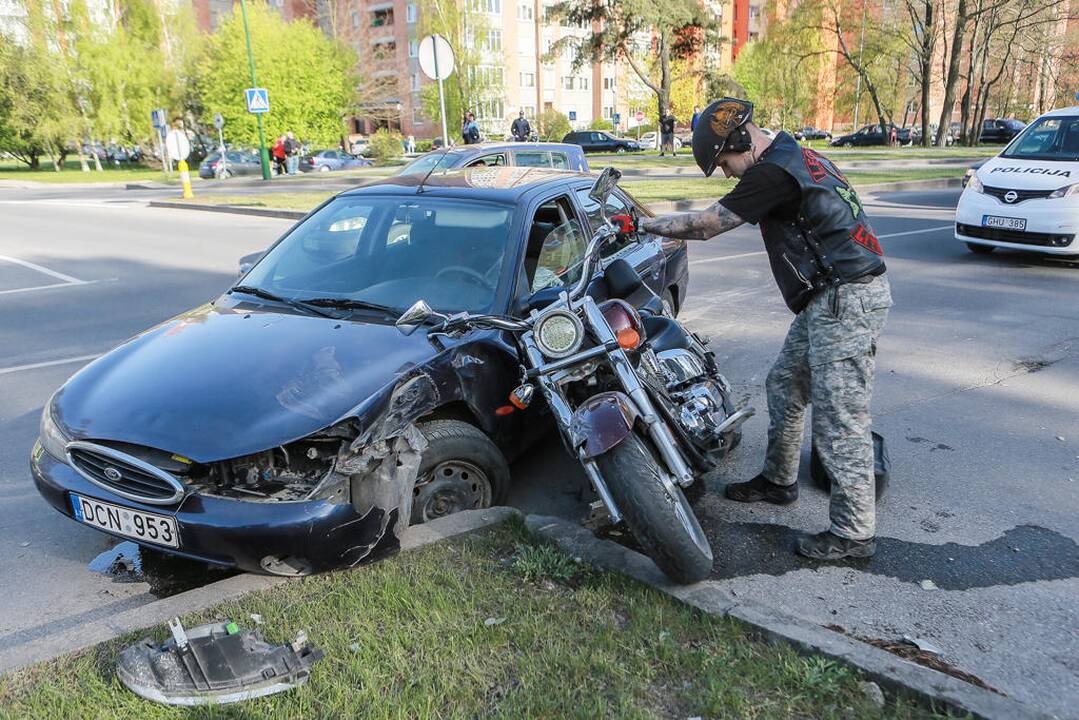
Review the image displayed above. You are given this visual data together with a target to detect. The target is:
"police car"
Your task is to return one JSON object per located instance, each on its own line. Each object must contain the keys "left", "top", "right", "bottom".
{"left": 955, "top": 107, "right": 1079, "bottom": 257}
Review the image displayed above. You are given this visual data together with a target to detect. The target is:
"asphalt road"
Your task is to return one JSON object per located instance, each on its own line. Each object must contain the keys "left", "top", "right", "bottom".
{"left": 0, "top": 185, "right": 1076, "bottom": 715}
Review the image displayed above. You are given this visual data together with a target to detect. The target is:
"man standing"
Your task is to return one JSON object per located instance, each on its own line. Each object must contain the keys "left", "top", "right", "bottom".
{"left": 639, "top": 98, "right": 893, "bottom": 561}
{"left": 511, "top": 110, "right": 531, "bottom": 142}
{"left": 691, "top": 105, "right": 700, "bottom": 131}
{"left": 463, "top": 112, "right": 480, "bottom": 145}
{"left": 659, "top": 109, "right": 677, "bottom": 157}
{"left": 284, "top": 131, "right": 300, "bottom": 175}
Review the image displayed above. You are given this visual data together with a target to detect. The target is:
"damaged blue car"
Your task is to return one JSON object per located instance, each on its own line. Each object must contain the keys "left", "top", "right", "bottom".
{"left": 31, "top": 168, "right": 688, "bottom": 575}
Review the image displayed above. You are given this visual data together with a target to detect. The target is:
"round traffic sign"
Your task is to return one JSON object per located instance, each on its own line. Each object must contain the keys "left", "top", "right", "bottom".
{"left": 635, "top": 110, "right": 645, "bottom": 122}
{"left": 213, "top": 113, "right": 225, "bottom": 130}
{"left": 165, "top": 129, "right": 191, "bottom": 162}
{"left": 418, "top": 34, "right": 455, "bottom": 81}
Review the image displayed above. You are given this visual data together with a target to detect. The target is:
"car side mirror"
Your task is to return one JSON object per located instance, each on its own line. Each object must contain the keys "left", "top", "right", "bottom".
{"left": 396, "top": 299, "right": 443, "bottom": 335}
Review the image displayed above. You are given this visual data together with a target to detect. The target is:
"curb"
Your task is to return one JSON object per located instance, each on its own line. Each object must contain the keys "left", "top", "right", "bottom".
{"left": 646, "top": 177, "right": 963, "bottom": 214}
{"left": 525, "top": 514, "right": 1051, "bottom": 720}
{"left": 0, "top": 507, "right": 519, "bottom": 677}
{"left": 148, "top": 200, "right": 306, "bottom": 220}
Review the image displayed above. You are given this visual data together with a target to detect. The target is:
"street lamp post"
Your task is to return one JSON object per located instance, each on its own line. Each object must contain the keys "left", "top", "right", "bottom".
{"left": 239, "top": 0, "right": 271, "bottom": 180}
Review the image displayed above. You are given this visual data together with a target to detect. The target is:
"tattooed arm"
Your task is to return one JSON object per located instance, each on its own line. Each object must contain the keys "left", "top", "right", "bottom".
{"left": 639, "top": 201, "right": 746, "bottom": 240}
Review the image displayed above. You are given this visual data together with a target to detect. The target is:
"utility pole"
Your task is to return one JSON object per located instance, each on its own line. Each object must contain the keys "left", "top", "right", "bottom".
{"left": 239, "top": 0, "right": 271, "bottom": 180}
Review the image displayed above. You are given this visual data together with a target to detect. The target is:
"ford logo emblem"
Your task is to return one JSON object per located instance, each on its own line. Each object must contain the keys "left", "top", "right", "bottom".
{"left": 104, "top": 466, "right": 123, "bottom": 482}
{"left": 1004, "top": 190, "right": 1018, "bottom": 203}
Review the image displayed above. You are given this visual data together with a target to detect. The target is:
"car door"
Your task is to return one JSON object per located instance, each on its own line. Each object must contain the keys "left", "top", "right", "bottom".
{"left": 572, "top": 186, "right": 665, "bottom": 308}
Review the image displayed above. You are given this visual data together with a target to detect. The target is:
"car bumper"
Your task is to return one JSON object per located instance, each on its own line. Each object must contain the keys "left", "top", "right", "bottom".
{"left": 955, "top": 189, "right": 1079, "bottom": 255}
{"left": 31, "top": 444, "right": 396, "bottom": 575}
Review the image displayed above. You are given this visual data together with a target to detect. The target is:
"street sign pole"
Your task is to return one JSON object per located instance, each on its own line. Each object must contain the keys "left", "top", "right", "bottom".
{"left": 239, "top": 0, "right": 271, "bottom": 180}
{"left": 433, "top": 41, "right": 448, "bottom": 147}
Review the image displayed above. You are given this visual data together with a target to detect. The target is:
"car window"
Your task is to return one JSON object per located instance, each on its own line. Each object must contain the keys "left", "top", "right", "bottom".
{"left": 524, "top": 195, "right": 588, "bottom": 293}
{"left": 226, "top": 152, "right": 243, "bottom": 162}
{"left": 574, "top": 187, "right": 634, "bottom": 258}
{"left": 549, "top": 152, "right": 569, "bottom": 170}
{"left": 591, "top": 133, "right": 606, "bottom": 142}
{"left": 1003, "top": 117, "right": 1079, "bottom": 160}
{"left": 467, "top": 153, "right": 506, "bottom": 167}
{"left": 515, "top": 150, "right": 551, "bottom": 168}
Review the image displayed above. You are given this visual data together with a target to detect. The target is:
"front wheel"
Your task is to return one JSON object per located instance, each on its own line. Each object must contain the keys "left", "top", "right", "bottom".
{"left": 595, "top": 432, "right": 713, "bottom": 583}
{"left": 616, "top": 146, "right": 627, "bottom": 154}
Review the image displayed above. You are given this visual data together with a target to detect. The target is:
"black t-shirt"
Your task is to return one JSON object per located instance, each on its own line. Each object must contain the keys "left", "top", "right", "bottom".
{"left": 660, "top": 116, "right": 676, "bottom": 134}
{"left": 718, "top": 162, "right": 800, "bottom": 225}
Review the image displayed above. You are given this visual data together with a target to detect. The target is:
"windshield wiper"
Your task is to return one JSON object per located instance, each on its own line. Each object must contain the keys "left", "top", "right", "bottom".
{"left": 228, "top": 285, "right": 336, "bottom": 318}
{"left": 300, "top": 297, "right": 401, "bottom": 316}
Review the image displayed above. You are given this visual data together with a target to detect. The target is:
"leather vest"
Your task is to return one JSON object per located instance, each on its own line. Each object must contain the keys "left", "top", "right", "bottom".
{"left": 755, "top": 133, "right": 886, "bottom": 313}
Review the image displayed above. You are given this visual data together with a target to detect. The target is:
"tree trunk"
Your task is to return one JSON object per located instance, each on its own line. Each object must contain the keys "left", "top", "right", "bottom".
{"left": 934, "top": 0, "right": 968, "bottom": 147}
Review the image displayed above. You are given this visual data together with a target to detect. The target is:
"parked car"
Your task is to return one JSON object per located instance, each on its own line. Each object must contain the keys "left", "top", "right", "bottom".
{"left": 638, "top": 131, "right": 682, "bottom": 150}
{"left": 955, "top": 107, "right": 1079, "bottom": 258}
{"left": 563, "top": 130, "right": 642, "bottom": 153}
{"left": 830, "top": 123, "right": 913, "bottom": 147}
{"left": 31, "top": 167, "right": 689, "bottom": 575}
{"left": 794, "top": 126, "right": 832, "bottom": 141}
{"left": 198, "top": 150, "right": 264, "bottom": 179}
{"left": 301, "top": 150, "right": 374, "bottom": 173}
{"left": 979, "top": 118, "right": 1027, "bottom": 144}
{"left": 396, "top": 142, "right": 589, "bottom": 176}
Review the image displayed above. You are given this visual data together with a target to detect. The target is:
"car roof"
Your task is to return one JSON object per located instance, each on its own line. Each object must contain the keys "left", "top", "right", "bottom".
{"left": 435, "top": 141, "right": 582, "bottom": 156}
{"left": 1035, "top": 106, "right": 1079, "bottom": 119}
{"left": 340, "top": 167, "right": 592, "bottom": 203}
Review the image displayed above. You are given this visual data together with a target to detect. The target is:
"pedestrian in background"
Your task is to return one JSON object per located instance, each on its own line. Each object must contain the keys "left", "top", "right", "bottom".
{"left": 407, "top": 134, "right": 416, "bottom": 154}
{"left": 284, "top": 132, "right": 300, "bottom": 176}
{"left": 691, "top": 105, "right": 700, "bottom": 131}
{"left": 271, "top": 135, "right": 287, "bottom": 176}
{"left": 659, "top": 109, "right": 677, "bottom": 157}
{"left": 463, "top": 112, "right": 481, "bottom": 144}
{"left": 511, "top": 110, "right": 531, "bottom": 142}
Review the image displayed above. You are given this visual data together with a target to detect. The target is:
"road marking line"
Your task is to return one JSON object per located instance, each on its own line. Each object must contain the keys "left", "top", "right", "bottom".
{"left": 688, "top": 224, "right": 955, "bottom": 266}
{"left": 0, "top": 280, "right": 97, "bottom": 296}
{"left": 0, "top": 254, "right": 84, "bottom": 284}
{"left": 0, "top": 353, "right": 103, "bottom": 376}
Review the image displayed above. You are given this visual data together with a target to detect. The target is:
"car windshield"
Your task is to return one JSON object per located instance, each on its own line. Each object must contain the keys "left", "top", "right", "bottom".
{"left": 398, "top": 152, "right": 452, "bottom": 176}
{"left": 1002, "top": 116, "right": 1079, "bottom": 161}
{"left": 240, "top": 195, "right": 514, "bottom": 315}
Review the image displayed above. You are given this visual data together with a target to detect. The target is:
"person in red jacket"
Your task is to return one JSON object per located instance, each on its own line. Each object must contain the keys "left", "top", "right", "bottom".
{"left": 271, "top": 136, "right": 287, "bottom": 176}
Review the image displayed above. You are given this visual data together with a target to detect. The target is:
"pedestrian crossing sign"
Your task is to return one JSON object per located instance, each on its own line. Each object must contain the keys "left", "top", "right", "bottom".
{"left": 245, "top": 87, "right": 270, "bottom": 114}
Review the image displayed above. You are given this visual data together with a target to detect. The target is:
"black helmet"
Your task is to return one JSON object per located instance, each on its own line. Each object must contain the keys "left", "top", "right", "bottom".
{"left": 692, "top": 98, "right": 754, "bottom": 177}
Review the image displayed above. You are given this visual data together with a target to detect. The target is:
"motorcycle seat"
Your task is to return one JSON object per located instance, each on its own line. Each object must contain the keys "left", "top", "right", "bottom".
{"left": 641, "top": 314, "right": 690, "bottom": 352}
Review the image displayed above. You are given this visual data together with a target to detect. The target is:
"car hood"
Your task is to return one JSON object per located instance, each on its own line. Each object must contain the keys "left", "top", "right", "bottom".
{"left": 53, "top": 303, "right": 438, "bottom": 463}
{"left": 977, "top": 156, "right": 1078, "bottom": 189}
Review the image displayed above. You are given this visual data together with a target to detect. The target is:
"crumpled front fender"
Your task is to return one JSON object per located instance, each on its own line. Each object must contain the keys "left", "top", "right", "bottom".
{"left": 570, "top": 391, "right": 639, "bottom": 460}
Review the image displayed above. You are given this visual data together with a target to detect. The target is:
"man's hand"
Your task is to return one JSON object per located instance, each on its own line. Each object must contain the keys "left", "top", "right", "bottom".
{"left": 640, "top": 202, "right": 746, "bottom": 240}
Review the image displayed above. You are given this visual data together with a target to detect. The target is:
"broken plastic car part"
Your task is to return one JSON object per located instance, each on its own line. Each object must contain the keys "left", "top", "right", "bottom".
{"left": 116, "top": 618, "right": 323, "bottom": 705}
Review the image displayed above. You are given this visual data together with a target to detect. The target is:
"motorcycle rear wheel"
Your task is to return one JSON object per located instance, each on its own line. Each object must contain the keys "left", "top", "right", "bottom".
{"left": 595, "top": 432, "right": 713, "bottom": 583}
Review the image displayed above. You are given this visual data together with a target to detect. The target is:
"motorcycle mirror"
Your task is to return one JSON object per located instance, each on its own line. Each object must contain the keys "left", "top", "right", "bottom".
{"left": 588, "top": 167, "right": 622, "bottom": 206}
{"left": 396, "top": 299, "right": 437, "bottom": 335}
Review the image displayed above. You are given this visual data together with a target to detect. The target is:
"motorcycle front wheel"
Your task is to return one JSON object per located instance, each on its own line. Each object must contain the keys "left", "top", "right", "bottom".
{"left": 595, "top": 432, "right": 713, "bottom": 584}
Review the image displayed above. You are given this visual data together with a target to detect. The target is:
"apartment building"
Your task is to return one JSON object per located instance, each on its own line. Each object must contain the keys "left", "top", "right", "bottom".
{"left": 191, "top": 0, "right": 317, "bottom": 32}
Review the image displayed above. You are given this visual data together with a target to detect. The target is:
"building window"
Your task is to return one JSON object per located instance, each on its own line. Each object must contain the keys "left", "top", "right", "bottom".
{"left": 371, "top": 8, "right": 393, "bottom": 26}
{"left": 350, "top": 10, "right": 359, "bottom": 28}
{"left": 749, "top": 4, "right": 760, "bottom": 18}
{"left": 409, "top": 39, "right": 418, "bottom": 56}
{"left": 484, "top": 29, "right": 502, "bottom": 52}
{"left": 561, "top": 76, "right": 574, "bottom": 90}
{"left": 471, "top": 0, "right": 501, "bottom": 13}
{"left": 476, "top": 99, "right": 505, "bottom": 120}
{"left": 411, "top": 72, "right": 421, "bottom": 91}
{"left": 602, "top": 106, "right": 614, "bottom": 119}
{"left": 603, "top": 77, "right": 613, "bottom": 90}
{"left": 517, "top": 2, "right": 533, "bottom": 20}
{"left": 521, "top": 105, "right": 535, "bottom": 117}
{"left": 520, "top": 72, "right": 535, "bottom": 88}
{"left": 579, "top": 76, "right": 589, "bottom": 90}
{"left": 413, "top": 107, "right": 424, "bottom": 123}
{"left": 406, "top": 3, "right": 417, "bottom": 22}
{"left": 749, "top": 31, "right": 759, "bottom": 40}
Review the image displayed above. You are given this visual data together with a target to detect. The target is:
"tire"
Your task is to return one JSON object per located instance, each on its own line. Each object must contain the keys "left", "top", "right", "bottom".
{"left": 595, "top": 432, "right": 713, "bottom": 583}
{"left": 843, "top": 141, "right": 854, "bottom": 148}
{"left": 412, "top": 419, "right": 510, "bottom": 524}
{"left": 616, "top": 146, "right": 627, "bottom": 154}
{"left": 318, "top": 165, "right": 330, "bottom": 172}
{"left": 966, "top": 242, "right": 995, "bottom": 255}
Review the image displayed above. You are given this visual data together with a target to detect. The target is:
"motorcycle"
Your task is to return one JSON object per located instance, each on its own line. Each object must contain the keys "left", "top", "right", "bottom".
{"left": 395, "top": 168, "right": 753, "bottom": 583}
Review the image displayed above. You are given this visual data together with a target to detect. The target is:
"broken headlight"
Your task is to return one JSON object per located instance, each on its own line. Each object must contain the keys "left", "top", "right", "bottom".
{"left": 39, "top": 396, "right": 71, "bottom": 463}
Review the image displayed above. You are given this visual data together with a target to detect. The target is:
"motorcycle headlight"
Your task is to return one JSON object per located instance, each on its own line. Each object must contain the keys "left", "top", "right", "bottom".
{"left": 1048, "top": 182, "right": 1079, "bottom": 199}
{"left": 534, "top": 309, "right": 584, "bottom": 359}
{"left": 964, "top": 170, "right": 983, "bottom": 192}
{"left": 39, "top": 397, "right": 71, "bottom": 463}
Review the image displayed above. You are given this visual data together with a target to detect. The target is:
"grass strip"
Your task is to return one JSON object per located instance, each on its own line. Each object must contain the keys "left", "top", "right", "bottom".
{"left": 0, "top": 519, "right": 957, "bottom": 719}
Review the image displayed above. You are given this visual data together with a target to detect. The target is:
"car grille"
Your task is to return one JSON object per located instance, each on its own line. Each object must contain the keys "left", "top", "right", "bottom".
{"left": 66, "top": 441, "right": 186, "bottom": 505}
{"left": 982, "top": 186, "right": 1053, "bottom": 203}
{"left": 956, "top": 223, "right": 1074, "bottom": 248}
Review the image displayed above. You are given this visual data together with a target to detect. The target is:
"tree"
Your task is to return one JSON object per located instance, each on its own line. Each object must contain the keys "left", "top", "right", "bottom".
{"left": 197, "top": 1, "right": 357, "bottom": 147}
{"left": 539, "top": 109, "right": 571, "bottom": 141}
{"left": 549, "top": 0, "right": 717, "bottom": 122}
{"left": 898, "top": 0, "right": 941, "bottom": 145}
{"left": 0, "top": 41, "right": 71, "bottom": 169}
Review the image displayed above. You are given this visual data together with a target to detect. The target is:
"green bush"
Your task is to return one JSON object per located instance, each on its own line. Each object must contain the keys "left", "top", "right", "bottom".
{"left": 540, "top": 109, "right": 571, "bottom": 141}
{"left": 589, "top": 118, "right": 615, "bottom": 132}
{"left": 370, "top": 129, "right": 404, "bottom": 163}
{"left": 414, "top": 139, "right": 434, "bottom": 153}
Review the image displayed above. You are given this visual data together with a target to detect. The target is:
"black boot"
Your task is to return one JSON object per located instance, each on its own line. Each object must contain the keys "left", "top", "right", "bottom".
{"left": 724, "top": 474, "right": 798, "bottom": 505}
{"left": 797, "top": 531, "right": 876, "bottom": 560}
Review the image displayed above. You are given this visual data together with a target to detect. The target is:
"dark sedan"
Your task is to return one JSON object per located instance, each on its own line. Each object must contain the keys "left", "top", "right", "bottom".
{"left": 979, "top": 118, "right": 1026, "bottom": 144}
{"left": 32, "top": 168, "right": 688, "bottom": 576}
{"left": 198, "top": 150, "right": 263, "bottom": 179}
{"left": 830, "top": 124, "right": 913, "bottom": 147}
{"left": 397, "top": 142, "right": 589, "bottom": 176}
{"left": 562, "top": 131, "right": 642, "bottom": 154}
{"left": 301, "top": 149, "right": 373, "bottom": 173}
{"left": 794, "top": 126, "right": 832, "bottom": 141}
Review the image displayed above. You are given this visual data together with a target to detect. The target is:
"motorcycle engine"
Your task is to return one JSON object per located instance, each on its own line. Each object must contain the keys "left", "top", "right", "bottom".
{"left": 652, "top": 348, "right": 730, "bottom": 451}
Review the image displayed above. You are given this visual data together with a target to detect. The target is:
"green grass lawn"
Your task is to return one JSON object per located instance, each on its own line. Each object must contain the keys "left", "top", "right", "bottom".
{"left": 0, "top": 159, "right": 172, "bottom": 184}
{"left": 0, "top": 519, "right": 955, "bottom": 719}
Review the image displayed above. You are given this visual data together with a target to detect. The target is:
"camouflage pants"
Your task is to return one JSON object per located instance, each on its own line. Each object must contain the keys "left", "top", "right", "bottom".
{"left": 762, "top": 275, "right": 893, "bottom": 540}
